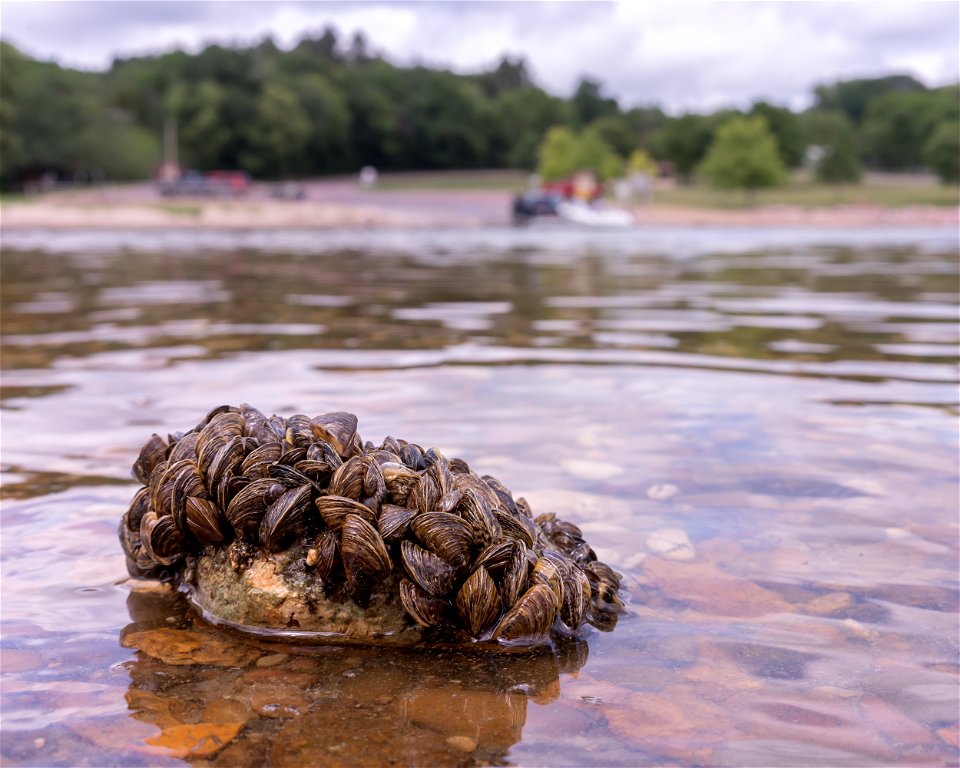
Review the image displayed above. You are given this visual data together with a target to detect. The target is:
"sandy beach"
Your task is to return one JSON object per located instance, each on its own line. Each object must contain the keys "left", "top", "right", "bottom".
{"left": 2, "top": 179, "right": 958, "bottom": 230}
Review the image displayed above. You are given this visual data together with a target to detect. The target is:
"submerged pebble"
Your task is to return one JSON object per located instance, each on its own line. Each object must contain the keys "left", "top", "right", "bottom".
{"left": 646, "top": 528, "right": 696, "bottom": 561}
{"left": 647, "top": 482, "right": 679, "bottom": 500}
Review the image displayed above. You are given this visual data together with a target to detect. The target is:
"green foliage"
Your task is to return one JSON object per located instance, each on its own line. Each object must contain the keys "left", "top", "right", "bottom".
{"left": 571, "top": 78, "right": 618, "bottom": 127}
{"left": 924, "top": 121, "right": 960, "bottom": 183}
{"left": 0, "top": 37, "right": 956, "bottom": 191}
{"left": 292, "top": 73, "right": 352, "bottom": 172}
{"left": 493, "top": 88, "right": 570, "bottom": 168}
{"left": 470, "top": 56, "right": 531, "bottom": 99}
{"left": 587, "top": 114, "right": 638, "bottom": 157}
{"left": 577, "top": 127, "right": 623, "bottom": 180}
{"left": 0, "top": 42, "right": 25, "bottom": 184}
{"left": 750, "top": 101, "right": 805, "bottom": 168}
{"left": 627, "top": 149, "right": 657, "bottom": 176}
{"left": 1, "top": 43, "right": 160, "bottom": 183}
{"left": 699, "top": 115, "right": 786, "bottom": 191}
{"left": 537, "top": 126, "right": 579, "bottom": 181}
{"left": 804, "top": 110, "right": 861, "bottom": 184}
{"left": 623, "top": 106, "right": 667, "bottom": 150}
{"left": 814, "top": 74, "right": 926, "bottom": 125}
{"left": 536, "top": 126, "right": 623, "bottom": 182}
{"left": 862, "top": 87, "right": 959, "bottom": 170}
{"left": 653, "top": 113, "right": 714, "bottom": 183}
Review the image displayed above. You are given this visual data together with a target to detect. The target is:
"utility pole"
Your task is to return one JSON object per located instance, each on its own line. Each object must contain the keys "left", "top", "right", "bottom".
{"left": 161, "top": 116, "right": 180, "bottom": 181}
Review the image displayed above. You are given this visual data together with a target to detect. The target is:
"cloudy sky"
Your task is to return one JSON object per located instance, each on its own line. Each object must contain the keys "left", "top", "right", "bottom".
{"left": 2, "top": 1, "right": 957, "bottom": 112}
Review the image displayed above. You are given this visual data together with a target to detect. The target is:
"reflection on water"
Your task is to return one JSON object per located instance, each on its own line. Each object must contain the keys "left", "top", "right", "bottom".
{"left": 1, "top": 227, "right": 958, "bottom": 766}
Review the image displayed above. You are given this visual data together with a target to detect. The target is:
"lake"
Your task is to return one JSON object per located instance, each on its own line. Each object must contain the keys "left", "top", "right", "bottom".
{"left": 1, "top": 225, "right": 957, "bottom": 766}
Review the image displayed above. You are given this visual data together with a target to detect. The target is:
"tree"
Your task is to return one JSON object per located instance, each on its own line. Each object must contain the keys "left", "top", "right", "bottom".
{"left": 0, "top": 42, "right": 25, "bottom": 185}
{"left": 292, "top": 73, "right": 352, "bottom": 172}
{"left": 924, "top": 121, "right": 960, "bottom": 183}
{"left": 571, "top": 77, "right": 618, "bottom": 127}
{"left": 587, "top": 114, "right": 637, "bottom": 157}
{"left": 623, "top": 106, "right": 667, "bottom": 150}
{"left": 653, "top": 113, "right": 713, "bottom": 183}
{"left": 804, "top": 110, "right": 861, "bottom": 184}
{"left": 492, "top": 87, "right": 570, "bottom": 169}
{"left": 536, "top": 126, "right": 623, "bottom": 182}
{"left": 699, "top": 115, "right": 786, "bottom": 194}
{"left": 750, "top": 101, "right": 805, "bottom": 168}
{"left": 576, "top": 127, "right": 623, "bottom": 181}
{"left": 814, "top": 74, "right": 925, "bottom": 125}
{"left": 473, "top": 56, "right": 531, "bottom": 98}
{"left": 167, "top": 80, "right": 231, "bottom": 170}
{"left": 862, "top": 87, "right": 959, "bottom": 170}
{"left": 241, "top": 83, "right": 311, "bottom": 177}
{"left": 627, "top": 149, "right": 657, "bottom": 176}
{"left": 537, "top": 126, "right": 579, "bottom": 181}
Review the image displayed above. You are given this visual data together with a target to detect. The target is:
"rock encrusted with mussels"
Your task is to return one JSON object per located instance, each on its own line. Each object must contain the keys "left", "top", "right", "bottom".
{"left": 119, "top": 405, "right": 622, "bottom": 645}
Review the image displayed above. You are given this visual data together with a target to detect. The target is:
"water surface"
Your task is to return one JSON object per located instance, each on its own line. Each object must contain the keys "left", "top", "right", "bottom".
{"left": 1, "top": 226, "right": 958, "bottom": 766}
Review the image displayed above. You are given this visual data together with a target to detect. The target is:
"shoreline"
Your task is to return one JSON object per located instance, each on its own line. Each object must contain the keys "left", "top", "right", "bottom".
{"left": 1, "top": 195, "right": 958, "bottom": 231}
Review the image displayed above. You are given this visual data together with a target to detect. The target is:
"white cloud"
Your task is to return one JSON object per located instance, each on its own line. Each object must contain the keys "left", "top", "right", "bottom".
{"left": 0, "top": 0, "right": 956, "bottom": 112}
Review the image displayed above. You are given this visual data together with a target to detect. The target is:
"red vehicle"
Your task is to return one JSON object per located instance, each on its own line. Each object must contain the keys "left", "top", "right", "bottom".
{"left": 541, "top": 173, "right": 603, "bottom": 202}
{"left": 158, "top": 170, "right": 251, "bottom": 198}
{"left": 205, "top": 171, "right": 251, "bottom": 196}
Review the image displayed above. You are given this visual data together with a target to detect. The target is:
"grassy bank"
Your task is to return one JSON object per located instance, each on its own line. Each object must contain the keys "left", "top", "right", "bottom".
{"left": 372, "top": 169, "right": 960, "bottom": 208}
{"left": 653, "top": 176, "right": 960, "bottom": 209}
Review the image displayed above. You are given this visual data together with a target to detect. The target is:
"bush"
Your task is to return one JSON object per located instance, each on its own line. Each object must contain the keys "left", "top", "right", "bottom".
{"left": 699, "top": 116, "right": 786, "bottom": 192}
{"left": 805, "top": 110, "right": 861, "bottom": 184}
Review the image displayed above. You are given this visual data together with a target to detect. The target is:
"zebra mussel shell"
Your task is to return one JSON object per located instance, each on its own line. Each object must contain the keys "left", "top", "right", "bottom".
{"left": 121, "top": 404, "right": 623, "bottom": 646}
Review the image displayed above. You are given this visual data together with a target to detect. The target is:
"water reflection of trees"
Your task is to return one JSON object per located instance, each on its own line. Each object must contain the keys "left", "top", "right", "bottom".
{"left": 120, "top": 587, "right": 588, "bottom": 766}
{"left": 2, "top": 245, "right": 956, "bottom": 372}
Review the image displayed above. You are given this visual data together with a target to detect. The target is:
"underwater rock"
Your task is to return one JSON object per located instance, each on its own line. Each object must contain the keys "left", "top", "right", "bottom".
{"left": 120, "top": 404, "right": 622, "bottom": 646}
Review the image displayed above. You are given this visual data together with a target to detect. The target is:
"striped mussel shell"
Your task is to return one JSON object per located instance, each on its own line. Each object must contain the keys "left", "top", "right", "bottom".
{"left": 410, "top": 512, "right": 474, "bottom": 572}
{"left": 305, "top": 527, "right": 339, "bottom": 583}
{"left": 132, "top": 434, "right": 169, "bottom": 485}
{"left": 492, "top": 582, "right": 559, "bottom": 643}
{"left": 456, "top": 565, "right": 500, "bottom": 637}
{"left": 225, "top": 478, "right": 285, "bottom": 541}
{"left": 259, "top": 484, "right": 313, "bottom": 552}
{"left": 311, "top": 412, "right": 359, "bottom": 458}
{"left": 341, "top": 514, "right": 391, "bottom": 599}
{"left": 400, "top": 540, "right": 456, "bottom": 598}
{"left": 122, "top": 404, "right": 623, "bottom": 646}
{"left": 316, "top": 494, "right": 376, "bottom": 533}
{"left": 139, "top": 509, "right": 190, "bottom": 567}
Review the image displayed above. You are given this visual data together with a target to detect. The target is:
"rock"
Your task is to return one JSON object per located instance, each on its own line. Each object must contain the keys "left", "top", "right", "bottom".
{"left": 446, "top": 735, "right": 478, "bottom": 752}
{"left": 201, "top": 698, "right": 252, "bottom": 724}
{"left": 395, "top": 687, "right": 527, "bottom": 749}
{"left": 804, "top": 592, "right": 854, "bottom": 616}
{"left": 936, "top": 725, "right": 959, "bottom": 748}
{"left": 188, "top": 545, "right": 421, "bottom": 644}
{"left": 121, "top": 627, "right": 261, "bottom": 667}
{"left": 642, "top": 557, "right": 791, "bottom": 617}
{"left": 0, "top": 648, "right": 42, "bottom": 673}
{"left": 145, "top": 722, "right": 243, "bottom": 759}
{"left": 249, "top": 683, "right": 307, "bottom": 719}
{"left": 646, "top": 529, "right": 696, "bottom": 561}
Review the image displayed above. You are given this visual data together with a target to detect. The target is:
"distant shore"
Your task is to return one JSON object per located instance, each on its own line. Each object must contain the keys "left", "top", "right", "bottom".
{"left": 2, "top": 179, "right": 957, "bottom": 230}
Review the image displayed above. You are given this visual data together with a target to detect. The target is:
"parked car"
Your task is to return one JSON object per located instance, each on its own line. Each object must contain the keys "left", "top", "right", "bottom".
{"left": 270, "top": 182, "right": 306, "bottom": 200}
{"left": 158, "top": 170, "right": 250, "bottom": 197}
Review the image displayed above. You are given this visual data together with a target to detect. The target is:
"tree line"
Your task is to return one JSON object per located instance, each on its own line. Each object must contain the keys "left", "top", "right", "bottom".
{"left": 0, "top": 29, "right": 957, "bottom": 190}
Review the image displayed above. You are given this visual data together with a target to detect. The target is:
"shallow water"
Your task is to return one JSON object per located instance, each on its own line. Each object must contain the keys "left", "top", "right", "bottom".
{"left": 1, "top": 226, "right": 958, "bottom": 766}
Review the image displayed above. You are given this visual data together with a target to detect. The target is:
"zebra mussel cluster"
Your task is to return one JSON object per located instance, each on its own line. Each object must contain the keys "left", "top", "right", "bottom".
{"left": 119, "top": 404, "right": 623, "bottom": 645}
